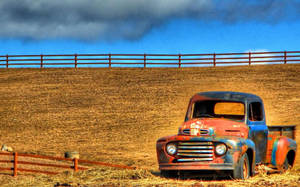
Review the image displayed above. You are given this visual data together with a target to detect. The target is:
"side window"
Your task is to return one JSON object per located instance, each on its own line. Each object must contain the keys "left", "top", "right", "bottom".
{"left": 249, "top": 102, "right": 263, "bottom": 121}
{"left": 189, "top": 103, "right": 195, "bottom": 119}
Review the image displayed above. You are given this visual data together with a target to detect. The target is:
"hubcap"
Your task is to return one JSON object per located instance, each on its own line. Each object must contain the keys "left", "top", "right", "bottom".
{"left": 243, "top": 159, "right": 249, "bottom": 179}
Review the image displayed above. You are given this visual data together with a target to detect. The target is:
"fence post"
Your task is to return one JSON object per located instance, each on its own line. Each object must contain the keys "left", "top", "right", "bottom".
{"left": 74, "top": 158, "right": 78, "bottom": 172}
{"left": 249, "top": 52, "right": 251, "bottom": 66}
{"left": 40, "top": 54, "right": 43, "bottom": 68}
{"left": 178, "top": 54, "right": 181, "bottom": 68}
{"left": 13, "top": 152, "right": 18, "bottom": 177}
{"left": 75, "top": 54, "right": 78, "bottom": 68}
{"left": 213, "top": 53, "right": 216, "bottom": 67}
{"left": 6, "top": 54, "right": 8, "bottom": 68}
{"left": 284, "top": 51, "right": 287, "bottom": 64}
{"left": 109, "top": 54, "right": 111, "bottom": 68}
{"left": 144, "top": 54, "right": 146, "bottom": 68}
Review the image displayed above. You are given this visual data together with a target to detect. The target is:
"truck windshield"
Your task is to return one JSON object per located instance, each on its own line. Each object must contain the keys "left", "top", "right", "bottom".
{"left": 192, "top": 101, "right": 245, "bottom": 121}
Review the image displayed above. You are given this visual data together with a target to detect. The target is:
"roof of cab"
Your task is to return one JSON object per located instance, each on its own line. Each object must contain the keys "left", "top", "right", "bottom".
{"left": 195, "top": 91, "right": 262, "bottom": 103}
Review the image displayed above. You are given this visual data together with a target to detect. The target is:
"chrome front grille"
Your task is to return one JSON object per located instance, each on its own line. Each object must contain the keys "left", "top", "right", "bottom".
{"left": 200, "top": 129, "right": 209, "bottom": 135}
{"left": 183, "top": 129, "right": 190, "bottom": 134}
{"left": 182, "top": 129, "right": 209, "bottom": 135}
{"left": 176, "top": 141, "right": 214, "bottom": 162}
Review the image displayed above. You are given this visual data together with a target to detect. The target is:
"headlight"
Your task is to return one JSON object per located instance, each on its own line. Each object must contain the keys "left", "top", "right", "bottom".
{"left": 215, "top": 143, "right": 227, "bottom": 155}
{"left": 166, "top": 143, "right": 177, "bottom": 155}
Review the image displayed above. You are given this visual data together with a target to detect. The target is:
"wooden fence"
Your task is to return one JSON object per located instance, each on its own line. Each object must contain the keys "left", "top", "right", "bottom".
{"left": 0, "top": 152, "right": 134, "bottom": 177}
{"left": 0, "top": 51, "right": 300, "bottom": 68}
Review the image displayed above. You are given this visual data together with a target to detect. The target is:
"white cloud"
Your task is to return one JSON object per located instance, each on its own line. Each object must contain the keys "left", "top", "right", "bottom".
{"left": 0, "top": 0, "right": 299, "bottom": 41}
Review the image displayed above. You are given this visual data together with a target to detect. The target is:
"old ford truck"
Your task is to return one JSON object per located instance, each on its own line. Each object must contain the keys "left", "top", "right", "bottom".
{"left": 156, "top": 92, "right": 297, "bottom": 179}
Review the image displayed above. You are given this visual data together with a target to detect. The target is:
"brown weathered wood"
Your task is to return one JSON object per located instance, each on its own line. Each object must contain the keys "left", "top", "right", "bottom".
{"left": 0, "top": 152, "right": 13, "bottom": 156}
{"left": 75, "top": 54, "right": 78, "bottom": 68}
{"left": 18, "top": 153, "right": 73, "bottom": 161}
{"left": 213, "top": 53, "right": 216, "bottom": 66}
{"left": 74, "top": 158, "right": 78, "bottom": 172}
{"left": 13, "top": 152, "right": 17, "bottom": 177}
{"left": 109, "top": 54, "right": 111, "bottom": 68}
{"left": 41, "top": 55, "right": 43, "bottom": 68}
{"left": 6, "top": 55, "right": 8, "bottom": 68}
{"left": 0, "top": 160, "right": 13, "bottom": 163}
{"left": 284, "top": 51, "right": 287, "bottom": 64}
{"left": 18, "top": 161, "right": 72, "bottom": 169}
{"left": 1, "top": 51, "right": 300, "bottom": 68}
{"left": 0, "top": 153, "right": 132, "bottom": 177}
{"left": 144, "top": 54, "right": 146, "bottom": 68}
{"left": 249, "top": 52, "right": 251, "bottom": 65}
{"left": 0, "top": 152, "right": 131, "bottom": 177}
{"left": 0, "top": 167, "right": 12, "bottom": 171}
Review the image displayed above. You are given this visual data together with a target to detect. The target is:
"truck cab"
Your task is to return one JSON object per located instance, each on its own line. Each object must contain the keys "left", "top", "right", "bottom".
{"left": 156, "top": 91, "right": 297, "bottom": 179}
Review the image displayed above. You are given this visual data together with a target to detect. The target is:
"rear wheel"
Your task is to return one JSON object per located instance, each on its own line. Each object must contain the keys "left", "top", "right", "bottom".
{"left": 233, "top": 154, "right": 250, "bottom": 179}
{"left": 281, "top": 157, "right": 290, "bottom": 173}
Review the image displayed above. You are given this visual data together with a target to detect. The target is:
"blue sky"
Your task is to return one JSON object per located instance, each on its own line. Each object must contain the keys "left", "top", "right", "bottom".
{"left": 1, "top": 0, "right": 300, "bottom": 55}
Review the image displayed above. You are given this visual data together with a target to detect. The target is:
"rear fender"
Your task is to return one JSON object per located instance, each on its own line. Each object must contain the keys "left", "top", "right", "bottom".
{"left": 271, "top": 137, "right": 297, "bottom": 168}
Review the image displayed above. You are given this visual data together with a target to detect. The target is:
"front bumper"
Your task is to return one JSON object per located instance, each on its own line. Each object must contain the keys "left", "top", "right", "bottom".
{"left": 159, "top": 162, "right": 234, "bottom": 171}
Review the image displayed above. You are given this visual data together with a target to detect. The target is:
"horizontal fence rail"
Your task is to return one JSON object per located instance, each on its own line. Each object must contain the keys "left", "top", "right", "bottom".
{"left": 0, "top": 152, "right": 135, "bottom": 177}
{"left": 0, "top": 51, "right": 300, "bottom": 68}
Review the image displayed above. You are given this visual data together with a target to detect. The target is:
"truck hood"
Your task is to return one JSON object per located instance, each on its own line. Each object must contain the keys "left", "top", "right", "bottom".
{"left": 178, "top": 118, "right": 248, "bottom": 139}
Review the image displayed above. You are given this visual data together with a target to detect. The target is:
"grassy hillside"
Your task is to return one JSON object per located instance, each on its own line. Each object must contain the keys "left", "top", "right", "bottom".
{"left": 0, "top": 64, "right": 300, "bottom": 186}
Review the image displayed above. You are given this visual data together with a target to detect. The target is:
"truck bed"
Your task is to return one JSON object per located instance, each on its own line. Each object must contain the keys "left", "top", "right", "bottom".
{"left": 266, "top": 125, "right": 296, "bottom": 165}
{"left": 268, "top": 125, "right": 296, "bottom": 140}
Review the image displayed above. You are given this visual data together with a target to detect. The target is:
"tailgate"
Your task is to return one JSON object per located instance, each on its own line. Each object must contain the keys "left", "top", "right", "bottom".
{"left": 268, "top": 125, "right": 296, "bottom": 140}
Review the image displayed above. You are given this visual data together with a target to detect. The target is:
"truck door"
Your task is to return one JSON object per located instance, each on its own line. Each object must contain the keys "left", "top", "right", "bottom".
{"left": 247, "top": 102, "right": 268, "bottom": 164}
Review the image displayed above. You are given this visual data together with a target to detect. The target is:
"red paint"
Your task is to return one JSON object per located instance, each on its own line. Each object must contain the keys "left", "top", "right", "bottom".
{"left": 275, "top": 137, "right": 290, "bottom": 167}
{"left": 178, "top": 118, "right": 248, "bottom": 139}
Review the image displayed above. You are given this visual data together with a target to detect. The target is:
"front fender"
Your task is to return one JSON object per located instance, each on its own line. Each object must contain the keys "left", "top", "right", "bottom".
{"left": 225, "top": 138, "right": 256, "bottom": 176}
{"left": 156, "top": 135, "right": 178, "bottom": 164}
{"left": 271, "top": 137, "right": 297, "bottom": 168}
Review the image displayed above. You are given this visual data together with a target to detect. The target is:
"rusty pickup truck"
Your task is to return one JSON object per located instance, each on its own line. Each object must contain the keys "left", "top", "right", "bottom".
{"left": 156, "top": 92, "right": 297, "bottom": 179}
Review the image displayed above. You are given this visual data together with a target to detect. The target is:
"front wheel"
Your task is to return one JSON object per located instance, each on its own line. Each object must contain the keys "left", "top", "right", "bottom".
{"left": 233, "top": 154, "right": 250, "bottom": 179}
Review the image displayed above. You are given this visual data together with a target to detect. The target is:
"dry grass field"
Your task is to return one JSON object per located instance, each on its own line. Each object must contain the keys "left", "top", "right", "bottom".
{"left": 0, "top": 64, "right": 300, "bottom": 186}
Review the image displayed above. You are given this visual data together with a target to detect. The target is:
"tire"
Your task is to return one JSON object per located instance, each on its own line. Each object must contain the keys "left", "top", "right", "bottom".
{"left": 161, "top": 170, "right": 178, "bottom": 178}
{"left": 233, "top": 154, "right": 250, "bottom": 179}
{"left": 281, "top": 157, "right": 290, "bottom": 173}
